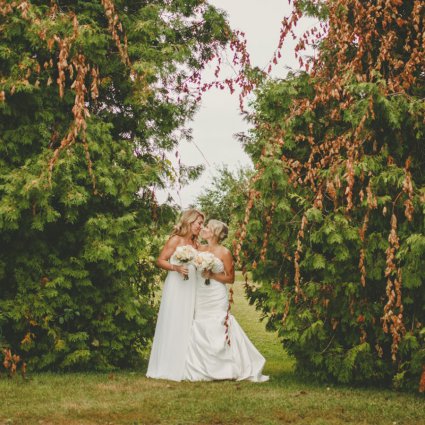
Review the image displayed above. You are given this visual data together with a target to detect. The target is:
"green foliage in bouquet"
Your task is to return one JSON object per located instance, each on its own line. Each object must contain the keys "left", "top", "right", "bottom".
{"left": 0, "top": 0, "right": 230, "bottom": 371}
{"left": 235, "top": 0, "right": 424, "bottom": 390}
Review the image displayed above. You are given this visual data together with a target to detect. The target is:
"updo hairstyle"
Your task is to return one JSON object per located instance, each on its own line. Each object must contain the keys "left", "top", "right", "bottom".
{"left": 207, "top": 219, "right": 228, "bottom": 243}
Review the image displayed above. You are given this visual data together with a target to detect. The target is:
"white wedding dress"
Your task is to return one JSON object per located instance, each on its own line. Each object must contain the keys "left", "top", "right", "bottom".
{"left": 146, "top": 247, "right": 197, "bottom": 381}
{"left": 183, "top": 256, "right": 269, "bottom": 382}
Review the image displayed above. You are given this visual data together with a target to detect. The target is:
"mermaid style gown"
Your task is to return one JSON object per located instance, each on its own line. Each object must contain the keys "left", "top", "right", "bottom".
{"left": 146, "top": 247, "right": 197, "bottom": 381}
{"left": 183, "top": 257, "right": 269, "bottom": 382}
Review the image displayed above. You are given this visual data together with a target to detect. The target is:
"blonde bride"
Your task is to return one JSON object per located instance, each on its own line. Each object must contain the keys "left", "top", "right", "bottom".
{"left": 146, "top": 209, "right": 204, "bottom": 381}
{"left": 183, "top": 219, "right": 269, "bottom": 382}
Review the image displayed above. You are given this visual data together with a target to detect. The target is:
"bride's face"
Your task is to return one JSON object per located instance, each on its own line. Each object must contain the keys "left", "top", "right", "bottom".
{"left": 200, "top": 225, "right": 213, "bottom": 241}
{"left": 190, "top": 216, "right": 204, "bottom": 236}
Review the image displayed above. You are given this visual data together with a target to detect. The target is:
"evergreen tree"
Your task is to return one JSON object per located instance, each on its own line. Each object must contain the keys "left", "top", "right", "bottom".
{"left": 195, "top": 165, "right": 252, "bottom": 224}
{"left": 0, "top": 0, "right": 231, "bottom": 370}
{"left": 236, "top": 0, "right": 424, "bottom": 390}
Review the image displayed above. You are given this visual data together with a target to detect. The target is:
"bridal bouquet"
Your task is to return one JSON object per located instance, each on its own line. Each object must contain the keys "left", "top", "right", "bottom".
{"left": 194, "top": 252, "right": 221, "bottom": 285}
{"left": 173, "top": 245, "right": 197, "bottom": 280}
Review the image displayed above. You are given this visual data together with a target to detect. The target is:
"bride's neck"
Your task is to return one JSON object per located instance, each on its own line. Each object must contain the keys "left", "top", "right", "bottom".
{"left": 184, "top": 234, "right": 196, "bottom": 244}
{"left": 207, "top": 239, "right": 219, "bottom": 248}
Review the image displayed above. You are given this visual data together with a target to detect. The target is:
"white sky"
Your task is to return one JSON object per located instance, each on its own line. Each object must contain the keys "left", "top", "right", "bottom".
{"left": 157, "top": 0, "right": 317, "bottom": 207}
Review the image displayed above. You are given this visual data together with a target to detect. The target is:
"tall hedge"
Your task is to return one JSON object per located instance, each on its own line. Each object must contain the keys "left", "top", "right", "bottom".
{"left": 0, "top": 0, "right": 230, "bottom": 371}
{"left": 235, "top": 0, "right": 424, "bottom": 390}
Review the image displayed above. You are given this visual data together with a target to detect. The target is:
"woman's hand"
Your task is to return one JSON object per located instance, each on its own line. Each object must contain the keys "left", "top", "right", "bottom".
{"left": 205, "top": 248, "right": 235, "bottom": 285}
{"left": 202, "top": 270, "right": 212, "bottom": 279}
{"left": 174, "top": 265, "right": 189, "bottom": 279}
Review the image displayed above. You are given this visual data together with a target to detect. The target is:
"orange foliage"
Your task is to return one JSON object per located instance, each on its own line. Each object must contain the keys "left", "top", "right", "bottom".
{"left": 419, "top": 365, "right": 425, "bottom": 393}
{"left": 1, "top": 349, "right": 26, "bottom": 379}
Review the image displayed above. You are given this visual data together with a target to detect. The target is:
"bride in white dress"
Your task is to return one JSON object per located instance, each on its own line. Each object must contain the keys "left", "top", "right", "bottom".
{"left": 183, "top": 219, "right": 269, "bottom": 382}
{"left": 146, "top": 209, "right": 204, "bottom": 381}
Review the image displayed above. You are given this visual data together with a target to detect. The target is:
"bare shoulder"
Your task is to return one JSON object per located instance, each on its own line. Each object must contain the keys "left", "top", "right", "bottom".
{"left": 166, "top": 235, "right": 184, "bottom": 248}
{"left": 218, "top": 246, "right": 233, "bottom": 261}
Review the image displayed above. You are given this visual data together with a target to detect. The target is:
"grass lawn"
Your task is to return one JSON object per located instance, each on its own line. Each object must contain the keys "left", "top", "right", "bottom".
{"left": 1, "top": 273, "right": 424, "bottom": 425}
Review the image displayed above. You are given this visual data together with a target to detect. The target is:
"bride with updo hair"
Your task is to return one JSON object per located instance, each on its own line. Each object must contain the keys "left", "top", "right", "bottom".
{"left": 183, "top": 219, "right": 269, "bottom": 382}
{"left": 146, "top": 209, "right": 204, "bottom": 381}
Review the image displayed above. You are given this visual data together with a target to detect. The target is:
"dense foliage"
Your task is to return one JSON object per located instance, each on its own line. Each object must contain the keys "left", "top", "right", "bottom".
{"left": 0, "top": 0, "right": 231, "bottom": 371}
{"left": 235, "top": 0, "right": 425, "bottom": 390}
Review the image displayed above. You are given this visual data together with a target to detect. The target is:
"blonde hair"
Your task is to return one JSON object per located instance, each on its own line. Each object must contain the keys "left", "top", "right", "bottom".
{"left": 207, "top": 219, "right": 228, "bottom": 243}
{"left": 171, "top": 209, "right": 205, "bottom": 238}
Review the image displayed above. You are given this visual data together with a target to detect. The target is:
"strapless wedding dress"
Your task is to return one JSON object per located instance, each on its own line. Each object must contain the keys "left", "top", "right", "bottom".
{"left": 146, "top": 248, "right": 197, "bottom": 381}
{"left": 183, "top": 258, "right": 269, "bottom": 382}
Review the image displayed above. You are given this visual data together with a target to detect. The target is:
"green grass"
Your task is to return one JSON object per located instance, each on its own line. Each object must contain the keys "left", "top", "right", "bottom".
{"left": 1, "top": 274, "right": 424, "bottom": 425}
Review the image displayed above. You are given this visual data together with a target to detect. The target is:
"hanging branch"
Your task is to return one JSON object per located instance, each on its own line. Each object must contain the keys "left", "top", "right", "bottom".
{"left": 382, "top": 212, "right": 405, "bottom": 361}
{"left": 100, "top": 0, "right": 130, "bottom": 66}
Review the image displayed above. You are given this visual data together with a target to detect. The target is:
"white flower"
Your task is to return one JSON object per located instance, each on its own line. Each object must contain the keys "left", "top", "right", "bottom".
{"left": 173, "top": 245, "right": 197, "bottom": 264}
{"left": 194, "top": 252, "right": 222, "bottom": 273}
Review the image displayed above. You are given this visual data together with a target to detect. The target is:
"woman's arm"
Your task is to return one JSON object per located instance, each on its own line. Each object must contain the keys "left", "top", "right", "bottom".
{"left": 156, "top": 236, "right": 188, "bottom": 278}
{"left": 203, "top": 249, "right": 235, "bottom": 284}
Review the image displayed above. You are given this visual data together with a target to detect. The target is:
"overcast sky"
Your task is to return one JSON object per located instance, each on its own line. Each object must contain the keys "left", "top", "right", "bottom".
{"left": 156, "top": 0, "right": 316, "bottom": 207}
